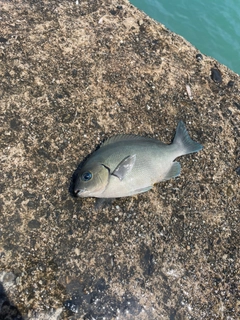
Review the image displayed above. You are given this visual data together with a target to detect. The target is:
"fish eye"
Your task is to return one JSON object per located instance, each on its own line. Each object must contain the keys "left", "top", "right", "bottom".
{"left": 81, "top": 171, "right": 92, "bottom": 181}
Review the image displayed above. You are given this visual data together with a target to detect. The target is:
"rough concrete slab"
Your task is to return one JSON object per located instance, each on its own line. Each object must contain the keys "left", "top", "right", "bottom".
{"left": 0, "top": 0, "right": 239, "bottom": 319}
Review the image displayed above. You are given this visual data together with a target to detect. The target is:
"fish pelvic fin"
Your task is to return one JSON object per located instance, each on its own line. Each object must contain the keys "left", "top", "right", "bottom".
{"left": 173, "top": 121, "right": 203, "bottom": 156}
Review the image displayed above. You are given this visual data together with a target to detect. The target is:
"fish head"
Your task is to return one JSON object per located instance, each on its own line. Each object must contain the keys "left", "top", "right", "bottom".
{"left": 74, "top": 163, "right": 109, "bottom": 197}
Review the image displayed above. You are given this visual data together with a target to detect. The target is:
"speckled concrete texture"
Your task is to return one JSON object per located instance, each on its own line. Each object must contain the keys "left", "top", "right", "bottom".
{"left": 0, "top": 0, "right": 239, "bottom": 319}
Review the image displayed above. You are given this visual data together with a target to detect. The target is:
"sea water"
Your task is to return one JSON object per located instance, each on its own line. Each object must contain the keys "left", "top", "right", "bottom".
{"left": 130, "top": 0, "right": 240, "bottom": 75}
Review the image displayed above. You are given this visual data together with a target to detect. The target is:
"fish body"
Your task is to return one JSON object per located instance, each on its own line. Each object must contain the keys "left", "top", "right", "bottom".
{"left": 74, "top": 121, "right": 202, "bottom": 198}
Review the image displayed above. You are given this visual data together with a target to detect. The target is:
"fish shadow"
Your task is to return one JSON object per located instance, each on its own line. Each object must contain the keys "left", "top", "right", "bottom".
{"left": 68, "top": 161, "right": 83, "bottom": 197}
{"left": 0, "top": 282, "right": 23, "bottom": 320}
{"left": 69, "top": 158, "right": 86, "bottom": 197}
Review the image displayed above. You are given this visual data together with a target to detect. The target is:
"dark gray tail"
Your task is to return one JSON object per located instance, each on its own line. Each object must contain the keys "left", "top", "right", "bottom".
{"left": 173, "top": 121, "right": 203, "bottom": 155}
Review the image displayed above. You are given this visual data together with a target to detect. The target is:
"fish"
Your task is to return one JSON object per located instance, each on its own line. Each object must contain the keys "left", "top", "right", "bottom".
{"left": 74, "top": 121, "right": 202, "bottom": 199}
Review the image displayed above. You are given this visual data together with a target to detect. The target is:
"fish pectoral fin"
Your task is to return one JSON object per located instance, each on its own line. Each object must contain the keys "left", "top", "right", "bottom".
{"left": 112, "top": 154, "right": 136, "bottom": 181}
{"left": 162, "top": 162, "right": 181, "bottom": 181}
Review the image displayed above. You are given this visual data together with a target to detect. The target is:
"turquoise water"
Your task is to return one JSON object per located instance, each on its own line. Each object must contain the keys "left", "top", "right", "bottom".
{"left": 130, "top": 0, "right": 240, "bottom": 75}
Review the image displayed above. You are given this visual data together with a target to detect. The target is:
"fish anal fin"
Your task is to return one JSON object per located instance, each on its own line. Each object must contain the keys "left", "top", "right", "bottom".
{"left": 134, "top": 185, "right": 152, "bottom": 195}
{"left": 163, "top": 162, "right": 181, "bottom": 181}
{"left": 112, "top": 154, "right": 136, "bottom": 181}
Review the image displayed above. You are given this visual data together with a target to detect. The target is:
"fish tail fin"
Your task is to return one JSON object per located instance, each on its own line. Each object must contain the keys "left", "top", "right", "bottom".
{"left": 173, "top": 121, "right": 203, "bottom": 155}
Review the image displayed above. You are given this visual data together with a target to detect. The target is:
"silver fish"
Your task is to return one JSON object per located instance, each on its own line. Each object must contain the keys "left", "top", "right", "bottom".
{"left": 74, "top": 121, "right": 202, "bottom": 198}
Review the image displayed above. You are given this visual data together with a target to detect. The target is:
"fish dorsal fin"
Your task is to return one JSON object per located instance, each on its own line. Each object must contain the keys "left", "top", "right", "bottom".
{"left": 101, "top": 134, "right": 156, "bottom": 147}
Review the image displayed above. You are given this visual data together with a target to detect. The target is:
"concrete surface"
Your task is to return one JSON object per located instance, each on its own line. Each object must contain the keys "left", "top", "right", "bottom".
{"left": 0, "top": 0, "right": 239, "bottom": 319}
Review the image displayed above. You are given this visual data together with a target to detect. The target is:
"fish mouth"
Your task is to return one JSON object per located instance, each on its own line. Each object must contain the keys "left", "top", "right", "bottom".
{"left": 74, "top": 188, "right": 86, "bottom": 197}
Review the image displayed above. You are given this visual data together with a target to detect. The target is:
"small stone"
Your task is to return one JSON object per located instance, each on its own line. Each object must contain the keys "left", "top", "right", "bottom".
{"left": 3, "top": 271, "right": 16, "bottom": 284}
{"left": 226, "top": 186, "right": 234, "bottom": 196}
{"left": 211, "top": 68, "right": 222, "bottom": 83}
{"left": 227, "top": 80, "right": 234, "bottom": 87}
{"left": 236, "top": 167, "right": 240, "bottom": 175}
{"left": 15, "top": 276, "right": 21, "bottom": 285}
{"left": 72, "top": 69, "right": 77, "bottom": 77}
{"left": 28, "top": 219, "right": 41, "bottom": 229}
{"left": 75, "top": 248, "right": 80, "bottom": 255}
{"left": 10, "top": 118, "right": 21, "bottom": 130}
{"left": 234, "top": 102, "right": 240, "bottom": 110}
{"left": 110, "top": 9, "right": 117, "bottom": 15}
{"left": 64, "top": 300, "right": 79, "bottom": 313}
{"left": 0, "top": 37, "right": 8, "bottom": 43}
{"left": 196, "top": 53, "right": 203, "bottom": 61}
